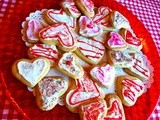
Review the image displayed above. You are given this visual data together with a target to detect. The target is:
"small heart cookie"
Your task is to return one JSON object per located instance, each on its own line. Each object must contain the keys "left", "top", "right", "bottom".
{"left": 116, "top": 76, "right": 145, "bottom": 106}
{"left": 75, "top": 0, "right": 95, "bottom": 17}
{"left": 75, "top": 36, "right": 105, "bottom": 64}
{"left": 45, "top": 9, "right": 76, "bottom": 29}
{"left": 110, "top": 11, "right": 130, "bottom": 29}
{"left": 28, "top": 44, "right": 59, "bottom": 64}
{"left": 56, "top": 52, "right": 84, "bottom": 79}
{"left": 106, "top": 32, "right": 127, "bottom": 50}
{"left": 34, "top": 76, "right": 68, "bottom": 111}
{"left": 12, "top": 57, "right": 50, "bottom": 87}
{"left": 66, "top": 72, "right": 105, "bottom": 113}
{"left": 90, "top": 64, "right": 115, "bottom": 88}
{"left": 120, "top": 28, "right": 142, "bottom": 51}
{"left": 39, "top": 23, "right": 77, "bottom": 52}
{"left": 104, "top": 94, "right": 125, "bottom": 120}
{"left": 79, "top": 16, "right": 102, "bottom": 37}
{"left": 79, "top": 99, "right": 107, "bottom": 120}
{"left": 60, "top": 0, "right": 81, "bottom": 18}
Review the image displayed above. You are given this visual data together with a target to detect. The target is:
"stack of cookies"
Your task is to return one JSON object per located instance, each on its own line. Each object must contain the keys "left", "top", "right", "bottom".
{"left": 11, "top": 0, "right": 152, "bottom": 119}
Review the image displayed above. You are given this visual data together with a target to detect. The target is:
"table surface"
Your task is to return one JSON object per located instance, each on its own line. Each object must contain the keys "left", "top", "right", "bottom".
{"left": 0, "top": 0, "right": 160, "bottom": 120}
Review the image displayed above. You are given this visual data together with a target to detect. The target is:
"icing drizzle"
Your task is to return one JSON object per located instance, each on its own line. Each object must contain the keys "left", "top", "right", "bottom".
{"left": 81, "top": 0, "right": 94, "bottom": 13}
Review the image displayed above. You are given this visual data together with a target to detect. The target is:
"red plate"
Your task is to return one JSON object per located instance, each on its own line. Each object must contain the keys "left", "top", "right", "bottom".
{"left": 0, "top": 0, "right": 160, "bottom": 120}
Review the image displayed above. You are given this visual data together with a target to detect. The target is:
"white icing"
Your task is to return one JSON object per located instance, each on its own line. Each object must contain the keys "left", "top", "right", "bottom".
{"left": 77, "top": 36, "right": 105, "bottom": 63}
{"left": 81, "top": 0, "right": 94, "bottom": 14}
{"left": 17, "top": 59, "right": 49, "bottom": 85}
{"left": 58, "top": 52, "right": 82, "bottom": 76}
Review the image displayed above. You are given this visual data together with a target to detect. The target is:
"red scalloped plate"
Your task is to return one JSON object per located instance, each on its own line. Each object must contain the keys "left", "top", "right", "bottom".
{"left": 0, "top": 0, "right": 160, "bottom": 120}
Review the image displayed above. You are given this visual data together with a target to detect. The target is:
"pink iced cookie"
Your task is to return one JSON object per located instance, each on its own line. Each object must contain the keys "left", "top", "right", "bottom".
{"left": 39, "top": 23, "right": 77, "bottom": 52}
{"left": 45, "top": 9, "right": 76, "bottom": 29}
{"left": 75, "top": 0, "right": 95, "bottom": 17}
{"left": 79, "top": 16, "right": 102, "bottom": 37}
{"left": 60, "top": 0, "right": 81, "bottom": 18}
{"left": 90, "top": 64, "right": 115, "bottom": 88}
{"left": 106, "top": 32, "right": 127, "bottom": 50}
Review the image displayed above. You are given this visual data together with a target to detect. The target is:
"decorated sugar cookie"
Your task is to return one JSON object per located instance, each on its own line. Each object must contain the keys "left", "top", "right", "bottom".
{"left": 34, "top": 76, "right": 68, "bottom": 111}
{"left": 78, "top": 16, "right": 102, "bottom": 37}
{"left": 120, "top": 28, "right": 142, "bottom": 51}
{"left": 39, "top": 23, "right": 77, "bottom": 52}
{"left": 90, "top": 64, "right": 115, "bottom": 88}
{"left": 75, "top": 36, "right": 105, "bottom": 64}
{"left": 60, "top": 0, "right": 81, "bottom": 18}
{"left": 56, "top": 52, "right": 84, "bottom": 79}
{"left": 104, "top": 94, "right": 125, "bottom": 120}
{"left": 11, "top": 57, "right": 50, "bottom": 87}
{"left": 44, "top": 9, "right": 76, "bottom": 29}
{"left": 106, "top": 32, "right": 127, "bottom": 50}
{"left": 116, "top": 76, "right": 145, "bottom": 106}
{"left": 66, "top": 72, "right": 105, "bottom": 113}
{"left": 79, "top": 99, "right": 107, "bottom": 120}
{"left": 75, "top": 0, "right": 95, "bottom": 17}
{"left": 110, "top": 11, "right": 130, "bottom": 29}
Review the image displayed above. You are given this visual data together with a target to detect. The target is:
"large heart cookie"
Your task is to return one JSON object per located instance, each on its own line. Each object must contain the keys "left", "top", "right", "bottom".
{"left": 45, "top": 9, "right": 76, "bottom": 29}
{"left": 66, "top": 72, "right": 105, "bottom": 113}
{"left": 104, "top": 94, "right": 125, "bottom": 120}
{"left": 79, "top": 99, "right": 107, "bottom": 120}
{"left": 90, "top": 64, "right": 115, "bottom": 88}
{"left": 28, "top": 43, "right": 59, "bottom": 64}
{"left": 34, "top": 76, "right": 68, "bottom": 111}
{"left": 75, "top": 36, "right": 105, "bottom": 64}
{"left": 12, "top": 57, "right": 50, "bottom": 87}
{"left": 57, "top": 52, "right": 84, "bottom": 79}
{"left": 39, "top": 23, "right": 77, "bottom": 51}
{"left": 79, "top": 16, "right": 102, "bottom": 37}
{"left": 110, "top": 11, "right": 130, "bottom": 29}
{"left": 116, "top": 76, "right": 145, "bottom": 106}
{"left": 106, "top": 32, "right": 127, "bottom": 50}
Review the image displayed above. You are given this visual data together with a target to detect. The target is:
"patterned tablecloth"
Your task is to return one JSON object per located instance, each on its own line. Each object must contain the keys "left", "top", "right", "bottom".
{"left": 0, "top": 0, "right": 160, "bottom": 120}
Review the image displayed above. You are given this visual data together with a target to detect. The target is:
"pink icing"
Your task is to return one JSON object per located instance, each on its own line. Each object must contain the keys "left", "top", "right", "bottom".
{"left": 81, "top": 0, "right": 94, "bottom": 13}
{"left": 107, "top": 32, "right": 126, "bottom": 48}
{"left": 26, "top": 19, "right": 43, "bottom": 41}
{"left": 69, "top": 73, "right": 101, "bottom": 105}
{"left": 90, "top": 64, "right": 115, "bottom": 86}
{"left": 39, "top": 23, "right": 76, "bottom": 48}
{"left": 79, "top": 16, "right": 102, "bottom": 37}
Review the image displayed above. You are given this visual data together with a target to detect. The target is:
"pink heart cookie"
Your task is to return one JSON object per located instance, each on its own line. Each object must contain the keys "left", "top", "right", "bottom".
{"left": 75, "top": 36, "right": 105, "bottom": 64}
{"left": 116, "top": 76, "right": 145, "bottom": 106}
{"left": 79, "top": 16, "right": 102, "bottom": 37}
{"left": 66, "top": 72, "right": 105, "bottom": 113}
{"left": 60, "top": 0, "right": 81, "bottom": 18}
{"left": 104, "top": 94, "right": 125, "bottom": 120}
{"left": 39, "top": 23, "right": 77, "bottom": 52}
{"left": 34, "top": 76, "right": 68, "bottom": 111}
{"left": 45, "top": 9, "right": 76, "bottom": 29}
{"left": 28, "top": 44, "right": 59, "bottom": 64}
{"left": 106, "top": 32, "right": 127, "bottom": 50}
{"left": 90, "top": 64, "right": 115, "bottom": 88}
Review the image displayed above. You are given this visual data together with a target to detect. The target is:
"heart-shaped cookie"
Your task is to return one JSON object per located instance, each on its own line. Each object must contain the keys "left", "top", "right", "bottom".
{"left": 12, "top": 57, "right": 50, "bottom": 87}
{"left": 57, "top": 52, "right": 84, "bottom": 79}
{"left": 34, "top": 76, "right": 68, "bottom": 111}
{"left": 39, "top": 23, "right": 77, "bottom": 52}
{"left": 116, "top": 76, "right": 145, "bottom": 106}
{"left": 79, "top": 99, "right": 107, "bottom": 120}
{"left": 106, "top": 32, "right": 127, "bottom": 50}
{"left": 79, "top": 16, "right": 102, "bottom": 37}
{"left": 104, "top": 94, "right": 125, "bottom": 120}
{"left": 90, "top": 64, "right": 115, "bottom": 88}
{"left": 60, "top": 0, "right": 81, "bottom": 18}
{"left": 45, "top": 9, "right": 76, "bottom": 29}
{"left": 110, "top": 11, "right": 130, "bottom": 29}
{"left": 66, "top": 72, "right": 105, "bottom": 113}
{"left": 75, "top": 36, "right": 105, "bottom": 64}
{"left": 28, "top": 43, "right": 59, "bottom": 64}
